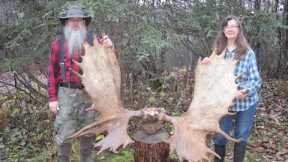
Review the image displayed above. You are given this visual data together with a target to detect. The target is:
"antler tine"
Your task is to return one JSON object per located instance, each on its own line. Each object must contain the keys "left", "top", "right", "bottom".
{"left": 216, "top": 127, "right": 240, "bottom": 143}
{"left": 72, "top": 60, "right": 82, "bottom": 69}
{"left": 70, "top": 68, "right": 83, "bottom": 79}
{"left": 70, "top": 126, "right": 105, "bottom": 139}
{"left": 96, "top": 144, "right": 109, "bottom": 154}
{"left": 207, "top": 148, "right": 221, "bottom": 159}
{"left": 69, "top": 115, "right": 118, "bottom": 138}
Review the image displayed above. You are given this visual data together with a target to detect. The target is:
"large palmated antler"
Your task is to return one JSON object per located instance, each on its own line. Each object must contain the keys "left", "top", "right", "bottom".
{"left": 69, "top": 37, "right": 142, "bottom": 153}
{"left": 159, "top": 52, "right": 240, "bottom": 161}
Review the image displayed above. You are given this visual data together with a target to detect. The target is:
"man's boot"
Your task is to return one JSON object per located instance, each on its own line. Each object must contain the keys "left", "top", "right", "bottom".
{"left": 233, "top": 141, "right": 247, "bottom": 162}
{"left": 214, "top": 145, "right": 226, "bottom": 162}
{"left": 58, "top": 143, "right": 71, "bottom": 162}
{"left": 80, "top": 136, "right": 95, "bottom": 162}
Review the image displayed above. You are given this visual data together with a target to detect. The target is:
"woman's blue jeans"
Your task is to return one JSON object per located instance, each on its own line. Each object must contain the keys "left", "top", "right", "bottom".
{"left": 213, "top": 103, "right": 257, "bottom": 145}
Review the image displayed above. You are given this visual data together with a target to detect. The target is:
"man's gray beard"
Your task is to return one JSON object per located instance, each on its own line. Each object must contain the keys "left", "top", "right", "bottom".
{"left": 64, "top": 25, "right": 87, "bottom": 55}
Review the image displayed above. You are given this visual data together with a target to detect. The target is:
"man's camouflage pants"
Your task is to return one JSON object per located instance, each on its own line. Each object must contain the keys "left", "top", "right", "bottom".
{"left": 54, "top": 87, "right": 97, "bottom": 144}
{"left": 54, "top": 87, "right": 97, "bottom": 162}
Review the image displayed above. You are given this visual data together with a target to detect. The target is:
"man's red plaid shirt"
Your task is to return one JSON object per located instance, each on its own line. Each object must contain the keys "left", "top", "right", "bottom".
{"left": 47, "top": 39, "right": 84, "bottom": 102}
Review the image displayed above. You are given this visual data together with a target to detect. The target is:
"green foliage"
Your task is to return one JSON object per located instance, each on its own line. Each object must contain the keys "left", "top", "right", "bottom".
{"left": 0, "top": 90, "right": 54, "bottom": 161}
{"left": 0, "top": 0, "right": 284, "bottom": 75}
{"left": 0, "top": 1, "right": 62, "bottom": 72}
{"left": 81, "top": 0, "right": 130, "bottom": 23}
{"left": 108, "top": 148, "right": 134, "bottom": 162}
{"left": 243, "top": 11, "right": 281, "bottom": 73}
{"left": 93, "top": 147, "right": 134, "bottom": 162}
{"left": 84, "top": 0, "right": 174, "bottom": 74}
{"left": 244, "top": 11, "right": 280, "bottom": 47}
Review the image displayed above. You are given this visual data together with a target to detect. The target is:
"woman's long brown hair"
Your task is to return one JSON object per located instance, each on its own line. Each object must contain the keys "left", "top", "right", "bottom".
{"left": 213, "top": 15, "right": 250, "bottom": 59}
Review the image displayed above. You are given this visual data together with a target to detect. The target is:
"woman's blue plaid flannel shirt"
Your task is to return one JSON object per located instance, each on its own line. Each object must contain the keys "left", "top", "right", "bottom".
{"left": 225, "top": 48, "right": 262, "bottom": 112}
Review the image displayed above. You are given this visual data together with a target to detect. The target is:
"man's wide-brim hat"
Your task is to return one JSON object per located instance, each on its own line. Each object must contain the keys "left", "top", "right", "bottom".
{"left": 59, "top": 4, "right": 92, "bottom": 26}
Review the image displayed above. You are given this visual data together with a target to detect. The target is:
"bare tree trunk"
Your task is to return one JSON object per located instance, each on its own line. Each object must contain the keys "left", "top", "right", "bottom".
{"left": 238, "top": 0, "right": 243, "bottom": 8}
{"left": 275, "top": 0, "right": 282, "bottom": 77}
{"left": 253, "top": 0, "right": 262, "bottom": 74}
{"left": 0, "top": 0, "right": 19, "bottom": 25}
{"left": 276, "top": 0, "right": 288, "bottom": 77}
{"left": 275, "top": 0, "right": 279, "bottom": 12}
{"left": 284, "top": 0, "right": 288, "bottom": 74}
{"left": 254, "top": 0, "right": 261, "bottom": 10}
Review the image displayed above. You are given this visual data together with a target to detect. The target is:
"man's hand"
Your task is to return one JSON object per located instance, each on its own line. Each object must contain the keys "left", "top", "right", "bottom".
{"left": 235, "top": 90, "right": 248, "bottom": 99}
{"left": 49, "top": 101, "right": 58, "bottom": 114}
{"left": 100, "top": 34, "right": 113, "bottom": 48}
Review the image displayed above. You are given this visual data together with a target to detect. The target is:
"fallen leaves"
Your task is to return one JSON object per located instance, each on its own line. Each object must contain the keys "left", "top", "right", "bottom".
{"left": 250, "top": 79, "right": 288, "bottom": 161}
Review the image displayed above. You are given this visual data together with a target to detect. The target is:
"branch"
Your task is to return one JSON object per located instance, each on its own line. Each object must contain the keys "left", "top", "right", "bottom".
{"left": 13, "top": 72, "right": 47, "bottom": 101}
{"left": 23, "top": 68, "right": 47, "bottom": 90}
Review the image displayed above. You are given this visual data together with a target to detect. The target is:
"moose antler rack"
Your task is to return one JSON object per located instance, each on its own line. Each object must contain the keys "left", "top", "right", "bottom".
{"left": 69, "top": 37, "right": 240, "bottom": 162}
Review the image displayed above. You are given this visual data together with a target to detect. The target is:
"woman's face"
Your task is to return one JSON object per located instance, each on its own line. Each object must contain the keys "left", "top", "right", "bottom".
{"left": 223, "top": 19, "right": 239, "bottom": 40}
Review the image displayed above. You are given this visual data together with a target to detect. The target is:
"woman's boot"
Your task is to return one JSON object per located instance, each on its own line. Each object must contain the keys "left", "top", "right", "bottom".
{"left": 233, "top": 141, "right": 247, "bottom": 162}
{"left": 214, "top": 144, "right": 226, "bottom": 162}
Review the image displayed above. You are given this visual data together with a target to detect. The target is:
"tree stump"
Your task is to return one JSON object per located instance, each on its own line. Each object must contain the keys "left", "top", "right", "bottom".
{"left": 132, "top": 116, "right": 178, "bottom": 162}
{"left": 134, "top": 140, "right": 171, "bottom": 162}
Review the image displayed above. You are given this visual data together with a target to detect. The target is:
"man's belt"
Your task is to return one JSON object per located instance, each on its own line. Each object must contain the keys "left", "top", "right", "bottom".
{"left": 59, "top": 82, "right": 84, "bottom": 89}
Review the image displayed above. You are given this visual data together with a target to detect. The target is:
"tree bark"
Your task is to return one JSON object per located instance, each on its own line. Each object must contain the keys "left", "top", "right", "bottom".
{"left": 254, "top": 0, "right": 261, "bottom": 10}
{"left": 284, "top": 0, "right": 288, "bottom": 73}
{"left": 275, "top": 0, "right": 279, "bottom": 12}
{"left": 133, "top": 141, "right": 178, "bottom": 162}
{"left": 275, "top": 0, "right": 288, "bottom": 77}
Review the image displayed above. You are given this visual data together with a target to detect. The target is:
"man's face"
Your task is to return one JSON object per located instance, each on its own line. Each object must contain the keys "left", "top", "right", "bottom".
{"left": 64, "top": 17, "right": 87, "bottom": 54}
{"left": 66, "top": 17, "right": 84, "bottom": 30}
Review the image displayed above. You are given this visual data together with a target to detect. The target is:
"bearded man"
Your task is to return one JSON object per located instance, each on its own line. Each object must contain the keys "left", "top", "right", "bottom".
{"left": 47, "top": 4, "right": 113, "bottom": 162}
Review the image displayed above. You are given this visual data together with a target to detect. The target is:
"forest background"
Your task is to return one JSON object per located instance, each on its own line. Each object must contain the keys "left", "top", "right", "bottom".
{"left": 0, "top": 0, "right": 287, "bottom": 161}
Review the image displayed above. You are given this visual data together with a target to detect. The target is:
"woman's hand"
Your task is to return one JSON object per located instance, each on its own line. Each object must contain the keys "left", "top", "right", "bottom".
{"left": 201, "top": 57, "right": 211, "bottom": 64}
{"left": 235, "top": 90, "right": 248, "bottom": 99}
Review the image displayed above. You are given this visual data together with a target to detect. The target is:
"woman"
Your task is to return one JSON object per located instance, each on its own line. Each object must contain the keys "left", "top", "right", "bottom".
{"left": 202, "top": 15, "right": 262, "bottom": 162}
